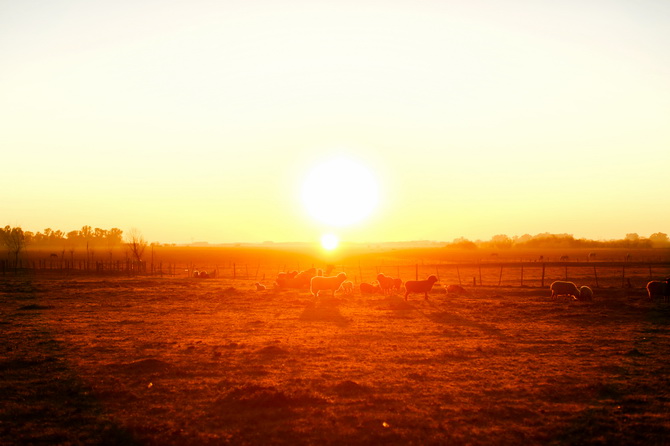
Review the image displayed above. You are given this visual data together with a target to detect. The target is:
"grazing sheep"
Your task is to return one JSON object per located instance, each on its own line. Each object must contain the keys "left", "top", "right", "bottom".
{"left": 360, "top": 282, "right": 382, "bottom": 295}
{"left": 550, "top": 281, "right": 580, "bottom": 300}
{"left": 377, "top": 273, "right": 396, "bottom": 295}
{"left": 404, "top": 275, "right": 438, "bottom": 301}
{"left": 579, "top": 286, "right": 593, "bottom": 301}
{"left": 276, "top": 268, "right": 316, "bottom": 289}
{"left": 199, "top": 271, "right": 209, "bottom": 278}
{"left": 339, "top": 281, "right": 354, "bottom": 295}
{"left": 393, "top": 278, "right": 403, "bottom": 291}
{"left": 310, "top": 272, "right": 347, "bottom": 298}
{"left": 647, "top": 280, "right": 670, "bottom": 301}
{"left": 293, "top": 267, "right": 317, "bottom": 288}
{"left": 446, "top": 284, "right": 468, "bottom": 295}
{"left": 255, "top": 282, "right": 266, "bottom": 291}
{"left": 560, "top": 255, "right": 570, "bottom": 261}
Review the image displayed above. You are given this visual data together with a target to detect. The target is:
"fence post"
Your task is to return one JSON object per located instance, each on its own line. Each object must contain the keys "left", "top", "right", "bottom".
{"left": 498, "top": 266, "right": 503, "bottom": 287}
{"left": 456, "top": 265, "right": 461, "bottom": 285}
{"left": 593, "top": 266, "right": 599, "bottom": 288}
{"left": 565, "top": 265, "right": 568, "bottom": 281}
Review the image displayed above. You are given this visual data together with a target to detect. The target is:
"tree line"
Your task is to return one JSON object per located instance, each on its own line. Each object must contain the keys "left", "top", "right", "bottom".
{"left": 0, "top": 225, "right": 148, "bottom": 265}
{"left": 446, "top": 232, "right": 670, "bottom": 250}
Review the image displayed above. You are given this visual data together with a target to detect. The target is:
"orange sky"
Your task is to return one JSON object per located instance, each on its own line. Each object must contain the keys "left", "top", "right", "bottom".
{"left": 1, "top": 1, "right": 669, "bottom": 244}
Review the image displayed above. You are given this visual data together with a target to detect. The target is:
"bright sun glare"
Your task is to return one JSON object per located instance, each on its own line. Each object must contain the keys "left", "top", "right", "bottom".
{"left": 321, "top": 233, "right": 339, "bottom": 251}
{"left": 301, "top": 156, "right": 379, "bottom": 227}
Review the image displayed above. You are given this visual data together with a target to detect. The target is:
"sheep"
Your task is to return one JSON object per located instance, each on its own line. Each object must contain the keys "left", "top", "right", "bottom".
{"left": 404, "top": 275, "right": 438, "bottom": 301}
{"left": 579, "top": 286, "right": 593, "bottom": 301}
{"left": 647, "top": 280, "right": 670, "bottom": 301}
{"left": 560, "top": 255, "right": 570, "bottom": 261}
{"left": 276, "top": 268, "right": 315, "bottom": 289}
{"left": 255, "top": 282, "right": 266, "bottom": 291}
{"left": 310, "top": 272, "right": 347, "bottom": 298}
{"left": 393, "top": 278, "right": 403, "bottom": 291}
{"left": 446, "top": 284, "right": 468, "bottom": 295}
{"left": 294, "top": 267, "right": 317, "bottom": 286}
{"left": 360, "top": 282, "right": 382, "bottom": 295}
{"left": 339, "top": 280, "right": 354, "bottom": 295}
{"left": 377, "top": 273, "right": 395, "bottom": 295}
{"left": 550, "top": 281, "right": 580, "bottom": 300}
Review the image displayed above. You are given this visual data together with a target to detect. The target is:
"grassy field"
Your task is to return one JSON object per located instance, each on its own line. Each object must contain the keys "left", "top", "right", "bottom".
{"left": 2, "top": 266, "right": 670, "bottom": 445}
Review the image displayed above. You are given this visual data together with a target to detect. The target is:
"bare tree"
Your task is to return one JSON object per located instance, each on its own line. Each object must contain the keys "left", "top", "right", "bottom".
{"left": 125, "top": 228, "right": 147, "bottom": 265}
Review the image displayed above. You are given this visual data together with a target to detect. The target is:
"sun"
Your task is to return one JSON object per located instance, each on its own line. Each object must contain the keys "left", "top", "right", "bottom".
{"left": 321, "top": 233, "right": 339, "bottom": 251}
{"left": 301, "top": 156, "right": 379, "bottom": 227}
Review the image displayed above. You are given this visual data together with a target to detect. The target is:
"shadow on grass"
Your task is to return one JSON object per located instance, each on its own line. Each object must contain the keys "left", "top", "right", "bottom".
{"left": 0, "top": 276, "right": 138, "bottom": 445}
{"left": 299, "top": 299, "right": 350, "bottom": 327}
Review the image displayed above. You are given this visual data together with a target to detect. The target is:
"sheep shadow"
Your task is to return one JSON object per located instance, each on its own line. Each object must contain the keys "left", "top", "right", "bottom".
{"left": 299, "top": 299, "right": 350, "bottom": 327}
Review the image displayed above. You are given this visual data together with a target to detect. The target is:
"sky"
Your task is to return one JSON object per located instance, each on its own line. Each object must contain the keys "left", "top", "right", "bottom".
{"left": 1, "top": 0, "right": 669, "bottom": 244}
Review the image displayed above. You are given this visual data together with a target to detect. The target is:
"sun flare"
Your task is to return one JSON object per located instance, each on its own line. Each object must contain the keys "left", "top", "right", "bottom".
{"left": 321, "top": 233, "right": 339, "bottom": 251}
{"left": 301, "top": 156, "right": 379, "bottom": 227}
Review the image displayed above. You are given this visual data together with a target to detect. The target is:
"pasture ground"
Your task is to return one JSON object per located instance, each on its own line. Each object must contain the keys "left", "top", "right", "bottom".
{"left": 1, "top": 274, "right": 670, "bottom": 445}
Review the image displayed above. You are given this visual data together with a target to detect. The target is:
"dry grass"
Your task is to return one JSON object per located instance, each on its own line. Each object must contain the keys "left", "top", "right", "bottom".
{"left": 1, "top": 273, "right": 670, "bottom": 445}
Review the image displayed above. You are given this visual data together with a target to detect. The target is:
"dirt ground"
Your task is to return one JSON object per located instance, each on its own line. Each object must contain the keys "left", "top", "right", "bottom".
{"left": 1, "top": 273, "right": 669, "bottom": 445}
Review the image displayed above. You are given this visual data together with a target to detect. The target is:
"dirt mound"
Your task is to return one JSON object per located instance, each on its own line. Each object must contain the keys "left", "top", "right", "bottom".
{"left": 333, "top": 380, "right": 369, "bottom": 397}
{"left": 214, "top": 384, "right": 326, "bottom": 409}
{"left": 17, "top": 304, "right": 54, "bottom": 311}
{"left": 114, "top": 358, "right": 174, "bottom": 374}
{"left": 255, "top": 345, "right": 288, "bottom": 356}
{"left": 625, "top": 348, "right": 646, "bottom": 357}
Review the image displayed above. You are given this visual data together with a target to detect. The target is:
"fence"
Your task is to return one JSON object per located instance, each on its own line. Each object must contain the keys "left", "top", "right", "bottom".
{"left": 3, "top": 257, "right": 669, "bottom": 289}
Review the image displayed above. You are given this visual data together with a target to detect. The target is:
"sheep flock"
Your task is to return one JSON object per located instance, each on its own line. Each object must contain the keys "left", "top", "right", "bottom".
{"left": 245, "top": 268, "right": 670, "bottom": 303}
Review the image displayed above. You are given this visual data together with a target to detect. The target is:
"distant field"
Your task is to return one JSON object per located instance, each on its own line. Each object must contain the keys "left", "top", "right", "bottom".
{"left": 1, "top": 271, "right": 669, "bottom": 444}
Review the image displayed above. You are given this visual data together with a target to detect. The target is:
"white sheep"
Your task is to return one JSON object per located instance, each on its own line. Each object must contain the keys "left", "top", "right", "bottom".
{"left": 376, "top": 273, "right": 395, "bottom": 295}
{"left": 360, "top": 282, "right": 382, "bottom": 295}
{"left": 404, "top": 275, "right": 438, "bottom": 301}
{"left": 550, "top": 281, "right": 580, "bottom": 300}
{"left": 255, "top": 282, "right": 266, "bottom": 291}
{"left": 579, "top": 286, "right": 593, "bottom": 301}
{"left": 310, "top": 272, "right": 347, "bottom": 298}
{"left": 339, "top": 280, "right": 354, "bottom": 295}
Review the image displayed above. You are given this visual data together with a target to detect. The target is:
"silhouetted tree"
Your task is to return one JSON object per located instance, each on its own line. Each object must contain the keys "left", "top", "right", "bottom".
{"left": 1, "top": 225, "right": 28, "bottom": 268}
{"left": 125, "top": 228, "right": 147, "bottom": 264}
{"left": 490, "top": 234, "right": 513, "bottom": 249}
{"left": 649, "top": 232, "right": 670, "bottom": 247}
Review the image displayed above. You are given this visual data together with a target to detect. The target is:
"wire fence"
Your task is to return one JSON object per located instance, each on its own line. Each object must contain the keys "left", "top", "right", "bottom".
{"left": 3, "top": 258, "right": 669, "bottom": 289}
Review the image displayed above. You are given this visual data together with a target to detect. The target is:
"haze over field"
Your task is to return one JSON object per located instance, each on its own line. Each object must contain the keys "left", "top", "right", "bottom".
{"left": 1, "top": 1, "right": 669, "bottom": 244}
